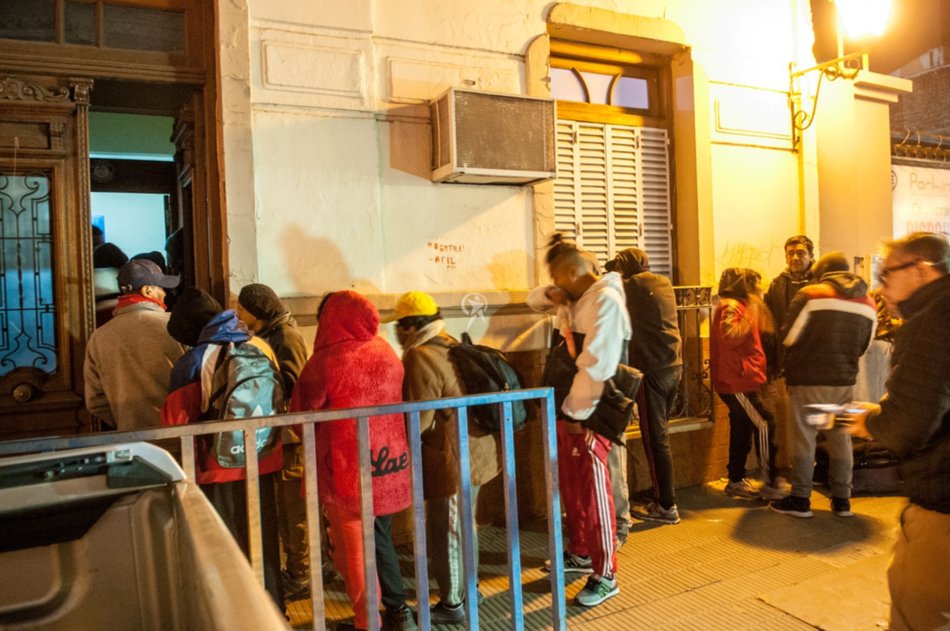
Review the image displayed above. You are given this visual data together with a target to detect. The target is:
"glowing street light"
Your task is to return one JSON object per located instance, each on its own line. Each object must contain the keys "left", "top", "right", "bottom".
{"left": 835, "top": 0, "right": 893, "bottom": 54}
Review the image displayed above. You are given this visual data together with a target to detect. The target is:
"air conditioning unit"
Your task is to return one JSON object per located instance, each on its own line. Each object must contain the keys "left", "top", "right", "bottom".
{"left": 430, "top": 88, "right": 556, "bottom": 185}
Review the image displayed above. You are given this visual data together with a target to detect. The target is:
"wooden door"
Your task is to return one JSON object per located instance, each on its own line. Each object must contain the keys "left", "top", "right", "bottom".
{"left": 0, "top": 76, "right": 94, "bottom": 439}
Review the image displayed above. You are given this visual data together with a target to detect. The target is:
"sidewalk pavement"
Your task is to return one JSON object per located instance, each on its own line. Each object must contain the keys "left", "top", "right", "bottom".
{"left": 289, "top": 482, "right": 904, "bottom": 630}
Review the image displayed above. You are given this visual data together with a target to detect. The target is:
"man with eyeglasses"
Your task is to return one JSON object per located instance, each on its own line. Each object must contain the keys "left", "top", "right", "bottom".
{"left": 845, "top": 232, "right": 950, "bottom": 631}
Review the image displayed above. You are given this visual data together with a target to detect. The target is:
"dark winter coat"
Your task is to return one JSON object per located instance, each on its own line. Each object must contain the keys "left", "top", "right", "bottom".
{"left": 764, "top": 268, "right": 813, "bottom": 376}
{"left": 867, "top": 274, "right": 950, "bottom": 513}
{"left": 782, "top": 272, "right": 875, "bottom": 387}
{"left": 289, "top": 291, "right": 411, "bottom": 517}
{"left": 621, "top": 272, "right": 682, "bottom": 373}
{"left": 257, "top": 312, "right": 308, "bottom": 400}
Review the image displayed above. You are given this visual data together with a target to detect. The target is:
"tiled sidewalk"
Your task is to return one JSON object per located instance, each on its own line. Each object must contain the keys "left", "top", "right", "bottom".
{"left": 289, "top": 484, "right": 904, "bottom": 630}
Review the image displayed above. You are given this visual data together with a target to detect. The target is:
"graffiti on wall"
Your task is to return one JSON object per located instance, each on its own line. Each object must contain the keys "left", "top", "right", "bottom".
{"left": 427, "top": 240, "right": 464, "bottom": 270}
{"left": 715, "top": 239, "right": 785, "bottom": 275}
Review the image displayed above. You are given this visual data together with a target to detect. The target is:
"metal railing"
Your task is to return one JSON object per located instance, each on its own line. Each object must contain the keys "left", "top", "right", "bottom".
{"left": 0, "top": 388, "right": 565, "bottom": 631}
{"left": 670, "top": 285, "right": 714, "bottom": 421}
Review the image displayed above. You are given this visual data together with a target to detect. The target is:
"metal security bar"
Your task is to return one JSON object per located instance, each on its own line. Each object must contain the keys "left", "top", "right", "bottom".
{"left": 670, "top": 285, "right": 714, "bottom": 420}
{"left": 0, "top": 388, "right": 565, "bottom": 631}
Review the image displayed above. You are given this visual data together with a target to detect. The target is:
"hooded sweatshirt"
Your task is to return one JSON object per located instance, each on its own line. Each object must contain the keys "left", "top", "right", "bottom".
{"left": 605, "top": 248, "right": 682, "bottom": 373}
{"left": 528, "top": 271, "right": 631, "bottom": 420}
{"left": 289, "top": 291, "right": 411, "bottom": 516}
{"left": 161, "top": 309, "right": 284, "bottom": 484}
{"left": 782, "top": 271, "right": 876, "bottom": 386}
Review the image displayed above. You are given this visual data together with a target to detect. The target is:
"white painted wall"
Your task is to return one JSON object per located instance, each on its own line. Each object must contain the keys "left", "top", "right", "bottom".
{"left": 219, "top": 0, "right": 837, "bottom": 306}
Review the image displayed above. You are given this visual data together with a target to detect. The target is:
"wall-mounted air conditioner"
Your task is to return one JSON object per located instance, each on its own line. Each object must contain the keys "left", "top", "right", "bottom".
{"left": 430, "top": 88, "right": 556, "bottom": 185}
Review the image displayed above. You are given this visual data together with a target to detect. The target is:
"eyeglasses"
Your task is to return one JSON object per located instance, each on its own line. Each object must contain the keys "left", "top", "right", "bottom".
{"left": 876, "top": 259, "right": 919, "bottom": 284}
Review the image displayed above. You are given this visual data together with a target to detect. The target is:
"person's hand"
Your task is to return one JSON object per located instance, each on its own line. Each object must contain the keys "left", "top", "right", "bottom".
{"left": 840, "top": 401, "right": 879, "bottom": 439}
{"left": 545, "top": 286, "right": 570, "bottom": 306}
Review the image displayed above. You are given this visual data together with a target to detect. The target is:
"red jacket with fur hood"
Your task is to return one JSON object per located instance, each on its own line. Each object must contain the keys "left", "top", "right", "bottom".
{"left": 290, "top": 291, "right": 411, "bottom": 516}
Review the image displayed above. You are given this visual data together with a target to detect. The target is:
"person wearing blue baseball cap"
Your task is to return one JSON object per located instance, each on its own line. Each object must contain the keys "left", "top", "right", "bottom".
{"left": 83, "top": 258, "right": 184, "bottom": 432}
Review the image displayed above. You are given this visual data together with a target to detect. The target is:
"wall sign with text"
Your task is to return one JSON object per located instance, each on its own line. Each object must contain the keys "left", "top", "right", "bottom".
{"left": 892, "top": 165, "right": 950, "bottom": 239}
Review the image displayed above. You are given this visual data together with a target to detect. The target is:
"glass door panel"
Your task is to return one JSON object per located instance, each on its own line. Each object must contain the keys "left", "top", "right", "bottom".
{"left": 0, "top": 171, "right": 57, "bottom": 377}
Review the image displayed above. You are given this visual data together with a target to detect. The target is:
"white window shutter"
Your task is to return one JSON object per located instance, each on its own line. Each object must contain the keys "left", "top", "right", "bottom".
{"left": 553, "top": 120, "right": 673, "bottom": 277}
{"left": 640, "top": 127, "right": 673, "bottom": 276}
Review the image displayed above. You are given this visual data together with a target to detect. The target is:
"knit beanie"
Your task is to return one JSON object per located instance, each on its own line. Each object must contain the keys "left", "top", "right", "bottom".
{"left": 167, "top": 287, "right": 222, "bottom": 347}
{"left": 813, "top": 251, "right": 849, "bottom": 279}
{"left": 238, "top": 284, "right": 285, "bottom": 320}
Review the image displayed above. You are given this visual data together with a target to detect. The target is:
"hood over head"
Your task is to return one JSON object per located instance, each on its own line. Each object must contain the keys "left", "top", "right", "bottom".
{"left": 167, "top": 287, "right": 223, "bottom": 346}
{"left": 313, "top": 290, "right": 380, "bottom": 350}
{"left": 605, "top": 247, "right": 650, "bottom": 277}
{"left": 813, "top": 251, "right": 849, "bottom": 279}
{"left": 813, "top": 251, "right": 869, "bottom": 297}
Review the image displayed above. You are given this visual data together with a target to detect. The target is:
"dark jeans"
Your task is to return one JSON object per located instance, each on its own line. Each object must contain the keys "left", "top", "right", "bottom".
{"left": 636, "top": 365, "right": 683, "bottom": 509}
{"left": 719, "top": 392, "right": 777, "bottom": 484}
{"left": 201, "top": 473, "right": 284, "bottom": 610}
{"left": 375, "top": 514, "right": 408, "bottom": 611}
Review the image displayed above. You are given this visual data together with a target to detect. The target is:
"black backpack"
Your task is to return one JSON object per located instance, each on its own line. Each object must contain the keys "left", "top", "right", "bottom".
{"left": 448, "top": 332, "right": 527, "bottom": 433}
{"left": 201, "top": 342, "right": 284, "bottom": 468}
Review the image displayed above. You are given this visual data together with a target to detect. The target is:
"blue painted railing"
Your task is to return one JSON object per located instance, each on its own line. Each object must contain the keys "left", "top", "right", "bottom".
{"left": 0, "top": 388, "right": 565, "bottom": 631}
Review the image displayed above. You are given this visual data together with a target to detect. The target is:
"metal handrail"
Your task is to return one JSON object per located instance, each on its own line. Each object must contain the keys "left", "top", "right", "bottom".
{"left": 0, "top": 388, "right": 565, "bottom": 631}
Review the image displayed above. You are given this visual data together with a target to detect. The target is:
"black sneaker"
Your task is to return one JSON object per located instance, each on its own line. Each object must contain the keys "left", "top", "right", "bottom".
{"left": 382, "top": 605, "right": 417, "bottom": 631}
{"left": 429, "top": 602, "right": 465, "bottom": 625}
{"left": 769, "top": 495, "right": 814, "bottom": 518}
{"left": 832, "top": 497, "right": 853, "bottom": 517}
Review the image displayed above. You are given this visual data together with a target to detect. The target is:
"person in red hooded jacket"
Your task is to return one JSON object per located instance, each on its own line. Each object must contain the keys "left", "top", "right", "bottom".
{"left": 290, "top": 291, "right": 413, "bottom": 631}
{"left": 710, "top": 268, "right": 782, "bottom": 502}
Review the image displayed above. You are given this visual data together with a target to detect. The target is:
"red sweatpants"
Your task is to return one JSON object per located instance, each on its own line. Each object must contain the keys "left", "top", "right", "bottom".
{"left": 557, "top": 421, "right": 617, "bottom": 578}
{"left": 325, "top": 502, "right": 380, "bottom": 629}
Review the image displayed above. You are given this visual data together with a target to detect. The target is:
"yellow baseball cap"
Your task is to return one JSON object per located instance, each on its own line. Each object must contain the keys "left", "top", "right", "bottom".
{"left": 381, "top": 291, "right": 440, "bottom": 323}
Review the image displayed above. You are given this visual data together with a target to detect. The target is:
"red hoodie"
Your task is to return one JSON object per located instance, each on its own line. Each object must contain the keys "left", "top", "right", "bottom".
{"left": 290, "top": 291, "right": 411, "bottom": 516}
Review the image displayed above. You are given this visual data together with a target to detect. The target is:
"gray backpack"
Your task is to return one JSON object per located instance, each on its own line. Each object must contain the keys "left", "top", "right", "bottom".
{"left": 201, "top": 342, "right": 284, "bottom": 468}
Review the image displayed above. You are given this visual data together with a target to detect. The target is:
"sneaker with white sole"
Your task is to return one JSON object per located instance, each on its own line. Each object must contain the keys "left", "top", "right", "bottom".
{"left": 832, "top": 497, "right": 853, "bottom": 517}
{"left": 542, "top": 551, "right": 593, "bottom": 575}
{"left": 725, "top": 478, "right": 761, "bottom": 500}
{"left": 631, "top": 501, "right": 681, "bottom": 525}
{"left": 769, "top": 495, "right": 814, "bottom": 518}
{"left": 575, "top": 575, "right": 619, "bottom": 607}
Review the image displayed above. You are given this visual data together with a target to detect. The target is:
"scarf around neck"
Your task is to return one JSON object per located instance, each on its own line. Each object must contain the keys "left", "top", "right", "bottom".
{"left": 115, "top": 293, "right": 167, "bottom": 313}
{"left": 401, "top": 319, "right": 446, "bottom": 357}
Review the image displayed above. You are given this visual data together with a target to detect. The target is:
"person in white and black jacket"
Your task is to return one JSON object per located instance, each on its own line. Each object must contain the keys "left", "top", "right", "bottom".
{"left": 770, "top": 252, "right": 875, "bottom": 520}
{"left": 528, "top": 234, "right": 630, "bottom": 609}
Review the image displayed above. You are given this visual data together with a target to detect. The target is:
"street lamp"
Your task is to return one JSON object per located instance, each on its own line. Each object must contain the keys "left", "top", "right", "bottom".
{"left": 788, "top": 0, "right": 894, "bottom": 147}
